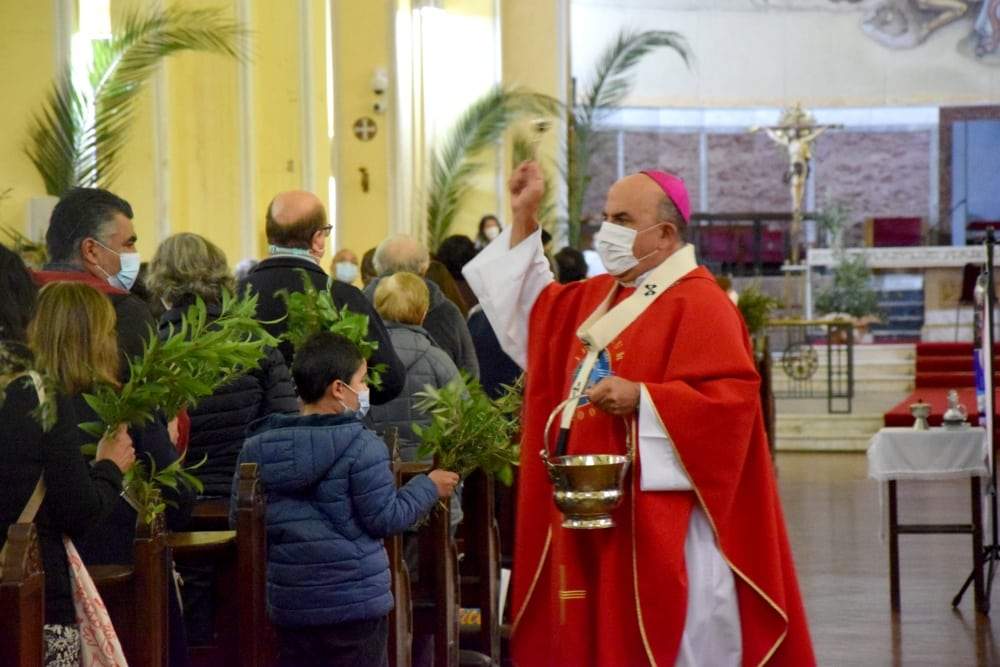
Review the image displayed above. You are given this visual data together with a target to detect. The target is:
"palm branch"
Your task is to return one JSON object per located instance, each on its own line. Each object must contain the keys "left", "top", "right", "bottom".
{"left": 511, "top": 132, "right": 556, "bottom": 232}
{"left": 25, "top": 6, "right": 248, "bottom": 196}
{"left": 566, "top": 29, "right": 690, "bottom": 247}
{"left": 426, "top": 85, "right": 560, "bottom": 251}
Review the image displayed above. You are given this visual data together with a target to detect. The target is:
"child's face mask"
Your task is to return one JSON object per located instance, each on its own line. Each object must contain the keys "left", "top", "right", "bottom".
{"left": 340, "top": 383, "right": 371, "bottom": 419}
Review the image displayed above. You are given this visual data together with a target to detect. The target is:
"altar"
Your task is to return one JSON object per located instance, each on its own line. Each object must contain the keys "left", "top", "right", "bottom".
{"left": 806, "top": 245, "right": 990, "bottom": 342}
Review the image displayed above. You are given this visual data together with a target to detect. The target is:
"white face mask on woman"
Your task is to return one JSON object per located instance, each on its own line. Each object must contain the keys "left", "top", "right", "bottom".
{"left": 593, "top": 222, "right": 664, "bottom": 276}
{"left": 483, "top": 225, "right": 500, "bottom": 241}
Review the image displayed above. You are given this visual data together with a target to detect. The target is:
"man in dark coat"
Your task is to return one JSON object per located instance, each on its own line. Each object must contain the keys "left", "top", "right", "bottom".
{"left": 237, "top": 190, "right": 405, "bottom": 405}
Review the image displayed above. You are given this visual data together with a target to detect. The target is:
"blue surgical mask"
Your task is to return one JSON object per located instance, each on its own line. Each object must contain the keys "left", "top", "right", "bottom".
{"left": 335, "top": 261, "right": 359, "bottom": 284}
{"left": 340, "top": 383, "right": 371, "bottom": 420}
{"left": 94, "top": 240, "right": 141, "bottom": 291}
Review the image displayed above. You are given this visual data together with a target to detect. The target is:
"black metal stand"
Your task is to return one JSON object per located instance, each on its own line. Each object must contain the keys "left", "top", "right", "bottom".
{"left": 953, "top": 229, "right": 999, "bottom": 614}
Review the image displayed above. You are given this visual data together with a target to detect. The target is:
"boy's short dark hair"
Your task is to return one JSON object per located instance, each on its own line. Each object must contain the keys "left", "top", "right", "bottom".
{"left": 46, "top": 187, "right": 134, "bottom": 263}
{"left": 292, "top": 332, "right": 364, "bottom": 404}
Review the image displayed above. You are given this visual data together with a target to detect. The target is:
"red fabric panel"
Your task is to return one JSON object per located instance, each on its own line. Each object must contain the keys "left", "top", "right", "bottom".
{"left": 871, "top": 217, "right": 922, "bottom": 247}
{"left": 916, "top": 357, "right": 974, "bottom": 373}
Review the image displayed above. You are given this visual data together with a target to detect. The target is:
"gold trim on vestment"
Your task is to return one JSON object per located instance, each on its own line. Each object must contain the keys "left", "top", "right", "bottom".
{"left": 631, "top": 459, "right": 659, "bottom": 667}
{"left": 510, "top": 526, "right": 552, "bottom": 635}
{"left": 642, "top": 384, "right": 789, "bottom": 667}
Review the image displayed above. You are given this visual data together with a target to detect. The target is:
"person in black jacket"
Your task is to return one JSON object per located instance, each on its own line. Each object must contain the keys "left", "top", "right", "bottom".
{"left": 148, "top": 232, "right": 299, "bottom": 645}
{"left": 0, "top": 262, "right": 136, "bottom": 667}
{"left": 148, "top": 233, "right": 299, "bottom": 496}
{"left": 237, "top": 190, "right": 405, "bottom": 405}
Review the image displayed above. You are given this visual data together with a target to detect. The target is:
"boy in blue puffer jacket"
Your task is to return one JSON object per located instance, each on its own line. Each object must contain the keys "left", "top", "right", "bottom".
{"left": 232, "top": 331, "right": 459, "bottom": 667}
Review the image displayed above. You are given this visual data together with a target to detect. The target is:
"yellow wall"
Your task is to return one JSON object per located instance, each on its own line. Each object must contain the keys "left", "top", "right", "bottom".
{"left": 0, "top": 0, "right": 563, "bottom": 263}
{"left": 0, "top": 1, "right": 58, "bottom": 235}
{"left": 113, "top": 0, "right": 314, "bottom": 266}
{"left": 333, "top": 0, "right": 393, "bottom": 259}
{"left": 501, "top": 0, "right": 568, "bottom": 232}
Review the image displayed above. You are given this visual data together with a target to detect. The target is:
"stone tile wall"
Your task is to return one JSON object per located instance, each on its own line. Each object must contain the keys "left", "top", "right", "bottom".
{"left": 813, "top": 130, "right": 931, "bottom": 221}
{"left": 580, "top": 128, "right": 933, "bottom": 227}
{"left": 707, "top": 133, "right": 789, "bottom": 212}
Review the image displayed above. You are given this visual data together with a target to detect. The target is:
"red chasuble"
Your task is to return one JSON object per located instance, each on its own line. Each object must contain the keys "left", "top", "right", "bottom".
{"left": 511, "top": 266, "right": 815, "bottom": 666}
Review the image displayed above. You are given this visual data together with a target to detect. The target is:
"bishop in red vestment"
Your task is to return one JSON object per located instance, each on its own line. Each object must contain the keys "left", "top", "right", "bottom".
{"left": 464, "top": 163, "right": 815, "bottom": 666}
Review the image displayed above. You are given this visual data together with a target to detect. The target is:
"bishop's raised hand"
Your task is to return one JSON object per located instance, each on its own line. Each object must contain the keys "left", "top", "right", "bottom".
{"left": 509, "top": 160, "right": 544, "bottom": 246}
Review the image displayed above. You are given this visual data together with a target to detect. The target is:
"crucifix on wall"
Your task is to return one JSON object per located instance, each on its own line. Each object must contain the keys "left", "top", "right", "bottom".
{"left": 752, "top": 103, "right": 841, "bottom": 264}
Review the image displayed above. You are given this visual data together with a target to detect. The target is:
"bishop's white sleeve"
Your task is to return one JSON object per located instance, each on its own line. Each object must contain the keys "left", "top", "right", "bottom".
{"left": 462, "top": 226, "right": 554, "bottom": 370}
{"left": 638, "top": 385, "right": 693, "bottom": 491}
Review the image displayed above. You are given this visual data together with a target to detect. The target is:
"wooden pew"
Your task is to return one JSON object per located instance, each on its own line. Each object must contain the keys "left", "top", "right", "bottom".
{"left": 0, "top": 523, "right": 45, "bottom": 667}
{"left": 458, "top": 471, "right": 501, "bottom": 663}
{"left": 235, "top": 462, "right": 276, "bottom": 667}
{"left": 169, "top": 462, "right": 275, "bottom": 667}
{"left": 168, "top": 530, "right": 237, "bottom": 666}
{"left": 186, "top": 497, "right": 230, "bottom": 532}
{"left": 399, "top": 462, "right": 461, "bottom": 667}
{"left": 90, "top": 511, "right": 170, "bottom": 667}
{"left": 385, "top": 429, "right": 413, "bottom": 667}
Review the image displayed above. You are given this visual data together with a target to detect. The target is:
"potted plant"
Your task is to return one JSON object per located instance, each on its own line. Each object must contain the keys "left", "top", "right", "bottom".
{"left": 813, "top": 199, "right": 881, "bottom": 342}
{"left": 737, "top": 284, "right": 781, "bottom": 346}
{"left": 814, "top": 253, "right": 881, "bottom": 342}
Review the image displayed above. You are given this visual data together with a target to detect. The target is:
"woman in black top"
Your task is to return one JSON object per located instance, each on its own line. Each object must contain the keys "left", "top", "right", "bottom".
{"left": 0, "top": 248, "right": 135, "bottom": 666}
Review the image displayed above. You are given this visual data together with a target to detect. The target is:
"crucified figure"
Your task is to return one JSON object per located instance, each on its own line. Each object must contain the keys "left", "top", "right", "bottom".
{"left": 751, "top": 104, "right": 841, "bottom": 264}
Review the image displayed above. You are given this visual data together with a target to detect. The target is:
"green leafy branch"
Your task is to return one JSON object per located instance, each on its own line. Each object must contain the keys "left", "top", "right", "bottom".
{"left": 277, "top": 269, "right": 386, "bottom": 389}
{"left": 0, "top": 344, "right": 60, "bottom": 433}
{"left": 79, "top": 291, "right": 274, "bottom": 523}
{"left": 566, "top": 29, "right": 690, "bottom": 247}
{"left": 25, "top": 5, "right": 248, "bottom": 195}
{"left": 2, "top": 227, "right": 49, "bottom": 269}
{"left": 126, "top": 453, "right": 206, "bottom": 527}
{"left": 80, "top": 291, "right": 274, "bottom": 438}
{"left": 413, "top": 373, "right": 522, "bottom": 485}
{"left": 426, "top": 85, "right": 560, "bottom": 251}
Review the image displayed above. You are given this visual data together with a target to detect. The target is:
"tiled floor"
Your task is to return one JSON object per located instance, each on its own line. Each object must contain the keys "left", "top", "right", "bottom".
{"left": 778, "top": 452, "right": 1000, "bottom": 666}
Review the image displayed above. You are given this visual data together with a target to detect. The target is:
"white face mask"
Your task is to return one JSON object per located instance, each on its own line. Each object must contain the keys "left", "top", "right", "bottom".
{"left": 340, "top": 383, "right": 371, "bottom": 420}
{"left": 95, "top": 240, "right": 141, "bottom": 291}
{"left": 593, "top": 222, "right": 663, "bottom": 276}
{"left": 484, "top": 226, "right": 500, "bottom": 241}
{"left": 335, "top": 261, "right": 359, "bottom": 284}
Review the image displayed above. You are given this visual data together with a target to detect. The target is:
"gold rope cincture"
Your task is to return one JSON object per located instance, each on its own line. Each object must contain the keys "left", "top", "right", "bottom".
{"left": 552, "top": 244, "right": 699, "bottom": 455}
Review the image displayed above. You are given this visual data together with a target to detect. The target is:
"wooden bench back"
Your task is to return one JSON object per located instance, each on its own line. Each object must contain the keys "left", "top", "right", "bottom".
{"left": 91, "top": 511, "right": 169, "bottom": 667}
{"left": 384, "top": 429, "right": 414, "bottom": 667}
{"left": 236, "top": 462, "right": 276, "bottom": 667}
{"left": 0, "top": 523, "right": 45, "bottom": 667}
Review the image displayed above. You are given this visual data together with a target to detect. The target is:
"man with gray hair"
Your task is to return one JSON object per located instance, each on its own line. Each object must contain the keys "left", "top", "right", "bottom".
{"left": 367, "top": 234, "right": 478, "bottom": 378}
{"left": 36, "top": 187, "right": 154, "bottom": 366}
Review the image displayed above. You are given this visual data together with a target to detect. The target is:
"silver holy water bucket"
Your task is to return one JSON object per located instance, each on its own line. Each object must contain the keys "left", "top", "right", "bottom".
{"left": 541, "top": 401, "right": 634, "bottom": 529}
{"left": 542, "top": 452, "right": 631, "bottom": 529}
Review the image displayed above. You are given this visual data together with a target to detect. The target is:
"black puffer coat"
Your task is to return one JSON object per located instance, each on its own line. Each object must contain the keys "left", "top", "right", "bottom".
{"left": 159, "top": 298, "right": 299, "bottom": 496}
